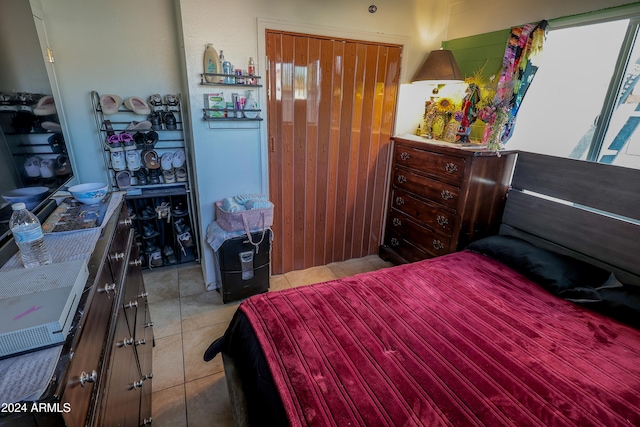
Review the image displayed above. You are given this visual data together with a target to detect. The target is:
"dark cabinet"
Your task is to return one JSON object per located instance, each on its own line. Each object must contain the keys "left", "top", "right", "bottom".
{"left": 380, "top": 137, "right": 516, "bottom": 264}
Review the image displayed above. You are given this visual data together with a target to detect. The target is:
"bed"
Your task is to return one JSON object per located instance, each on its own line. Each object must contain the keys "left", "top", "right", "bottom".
{"left": 206, "top": 152, "right": 640, "bottom": 426}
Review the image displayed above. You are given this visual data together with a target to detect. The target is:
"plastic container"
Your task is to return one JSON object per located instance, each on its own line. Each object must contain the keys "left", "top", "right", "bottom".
{"left": 221, "top": 50, "right": 234, "bottom": 84}
{"left": 248, "top": 57, "right": 255, "bottom": 76}
{"left": 10, "top": 202, "right": 52, "bottom": 268}
{"left": 203, "top": 44, "right": 220, "bottom": 83}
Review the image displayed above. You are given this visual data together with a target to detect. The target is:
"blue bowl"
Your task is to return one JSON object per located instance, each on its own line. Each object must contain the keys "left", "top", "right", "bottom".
{"left": 2, "top": 186, "right": 50, "bottom": 210}
{"left": 68, "top": 182, "right": 108, "bottom": 204}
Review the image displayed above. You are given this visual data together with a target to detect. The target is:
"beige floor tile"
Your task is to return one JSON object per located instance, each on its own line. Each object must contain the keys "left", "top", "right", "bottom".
{"left": 148, "top": 298, "right": 181, "bottom": 339}
{"left": 178, "top": 262, "right": 207, "bottom": 297}
{"left": 269, "top": 274, "right": 292, "bottom": 292}
{"left": 152, "top": 333, "right": 185, "bottom": 392}
{"left": 152, "top": 383, "right": 187, "bottom": 427}
{"left": 328, "top": 256, "right": 380, "bottom": 278}
{"left": 365, "top": 254, "right": 395, "bottom": 270}
{"left": 180, "top": 290, "right": 239, "bottom": 332}
{"left": 285, "top": 265, "right": 338, "bottom": 287}
{"left": 183, "top": 323, "right": 229, "bottom": 382}
{"left": 185, "top": 372, "right": 234, "bottom": 427}
{"left": 144, "top": 266, "right": 179, "bottom": 304}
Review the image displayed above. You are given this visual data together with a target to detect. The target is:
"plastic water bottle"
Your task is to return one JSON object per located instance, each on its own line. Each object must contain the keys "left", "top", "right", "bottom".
{"left": 9, "top": 202, "right": 52, "bottom": 268}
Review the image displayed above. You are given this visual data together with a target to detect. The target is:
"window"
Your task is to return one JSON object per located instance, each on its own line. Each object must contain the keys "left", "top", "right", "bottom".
{"left": 507, "top": 16, "right": 640, "bottom": 170}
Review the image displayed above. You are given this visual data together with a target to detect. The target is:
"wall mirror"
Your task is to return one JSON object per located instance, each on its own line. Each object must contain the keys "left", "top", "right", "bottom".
{"left": 0, "top": 0, "right": 75, "bottom": 251}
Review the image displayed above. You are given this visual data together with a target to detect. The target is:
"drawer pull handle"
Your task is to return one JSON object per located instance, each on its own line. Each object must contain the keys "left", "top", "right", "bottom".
{"left": 144, "top": 373, "right": 153, "bottom": 380}
{"left": 131, "top": 259, "right": 142, "bottom": 267}
{"left": 392, "top": 218, "right": 402, "bottom": 227}
{"left": 440, "top": 190, "right": 454, "bottom": 201}
{"left": 142, "top": 417, "right": 153, "bottom": 425}
{"left": 79, "top": 370, "right": 98, "bottom": 387}
{"left": 138, "top": 291, "right": 149, "bottom": 299}
{"left": 118, "top": 337, "right": 134, "bottom": 347}
{"left": 121, "top": 218, "right": 132, "bottom": 226}
{"left": 125, "top": 300, "right": 138, "bottom": 309}
{"left": 433, "top": 239, "right": 445, "bottom": 251}
{"left": 445, "top": 163, "right": 458, "bottom": 173}
{"left": 395, "top": 197, "right": 405, "bottom": 206}
{"left": 109, "top": 252, "right": 125, "bottom": 262}
{"left": 390, "top": 238, "right": 400, "bottom": 247}
{"left": 145, "top": 322, "right": 155, "bottom": 328}
{"left": 400, "top": 152, "right": 410, "bottom": 160}
{"left": 99, "top": 283, "right": 116, "bottom": 295}
{"left": 136, "top": 339, "right": 146, "bottom": 346}
{"left": 397, "top": 175, "right": 407, "bottom": 184}
{"left": 131, "top": 379, "right": 144, "bottom": 390}
{"left": 436, "top": 215, "right": 449, "bottom": 227}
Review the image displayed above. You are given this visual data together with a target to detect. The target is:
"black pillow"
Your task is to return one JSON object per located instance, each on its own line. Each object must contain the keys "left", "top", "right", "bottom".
{"left": 466, "top": 235, "right": 610, "bottom": 294}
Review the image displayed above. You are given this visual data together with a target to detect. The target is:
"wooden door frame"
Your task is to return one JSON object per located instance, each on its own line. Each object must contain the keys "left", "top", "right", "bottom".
{"left": 256, "top": 18, "right": 411, "bottom": 197}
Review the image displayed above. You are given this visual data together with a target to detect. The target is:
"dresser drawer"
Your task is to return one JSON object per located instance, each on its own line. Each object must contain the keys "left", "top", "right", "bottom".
{"left": 395, "top": 143, "right": 466, "bottom": 184}
{"left": 392, "top": 167, "right": 460, "bottom": 210}
{"left": 384, "top": 211, "right": 451, "bottom": 259}
{"left": 61, "top": 263, "right": 116, "bottom": 426}
{"left": 390, "top": 188, "right": 455, "bottom": 235}
{"left": 107, "top": 206, "right": 134, "bottom": 286}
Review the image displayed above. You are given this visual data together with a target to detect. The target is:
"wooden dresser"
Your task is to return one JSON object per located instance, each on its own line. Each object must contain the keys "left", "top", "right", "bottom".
{"left": 379, "top": 136, "right": 517, "bottom": 264}
{"left": 0, "top": 199, "right": 154, "bottom": 426}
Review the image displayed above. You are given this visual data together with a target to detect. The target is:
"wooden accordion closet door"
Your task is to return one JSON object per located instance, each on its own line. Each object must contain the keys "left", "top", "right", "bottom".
{"left": 266, "top": 30, "right": 401, "bottom": 274}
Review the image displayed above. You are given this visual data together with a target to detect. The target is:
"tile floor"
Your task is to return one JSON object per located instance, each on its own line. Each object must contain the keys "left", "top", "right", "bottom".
{"left": 145, "top": 254, "right": 394, "bottom": 427}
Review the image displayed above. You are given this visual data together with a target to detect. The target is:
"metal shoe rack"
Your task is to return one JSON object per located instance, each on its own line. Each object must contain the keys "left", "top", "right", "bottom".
{"left": 91, "top": 90, "right": 200, "bottom": 269}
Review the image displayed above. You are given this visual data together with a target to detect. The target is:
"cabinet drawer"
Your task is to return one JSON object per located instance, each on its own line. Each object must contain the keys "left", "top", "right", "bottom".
{"left": 395, "top": 144, "right": 465, "bottom": 184}
{"left": 62, "top": 264, "right": 115, "bottom": 426}
{"left": 384, "top": 211, "right": 451, "bottom": 259}
{"left": 107, "top": 206, "right": 134, "bottom": 286}
{"left": 390, "top": 188, "right": 455, "bottom": 235}
{"left": 392, "top": 167, "right": 460, "bottom": 210}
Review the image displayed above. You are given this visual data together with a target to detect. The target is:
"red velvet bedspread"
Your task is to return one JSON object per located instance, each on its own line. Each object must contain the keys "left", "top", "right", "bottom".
{"left": 239, "top": 251, "right": 640, "bottom": 426}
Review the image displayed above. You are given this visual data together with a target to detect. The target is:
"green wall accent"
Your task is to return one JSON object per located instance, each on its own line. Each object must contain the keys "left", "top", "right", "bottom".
{"left": 443, "top": 29, "right": 510, "bottom": 80}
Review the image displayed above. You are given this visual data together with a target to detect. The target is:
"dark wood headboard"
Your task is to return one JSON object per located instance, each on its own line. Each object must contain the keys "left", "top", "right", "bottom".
{"left": 500, "top": 152, "right": 640, "bottom": 286}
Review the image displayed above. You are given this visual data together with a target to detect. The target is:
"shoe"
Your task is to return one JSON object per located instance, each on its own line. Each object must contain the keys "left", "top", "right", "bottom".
{"left": 163, "top": 246, "right": 178, "bottom": 265}
{"left": 40, "top": 158, "right": 55, "bottom": 179}
{"left": 106, "top": 134, "right": 123, "bottom": 152}
{"left": 127, "top": 207, "right": 136, "bottom": 220}
{"left": 163, "top": 169, "right": 176, "bottom": 184}
{"left": 172, "top": 149, "right": 185, "bottom": 168}
{"left": 41, "top": 121, "right": 61, "bottom": 132}
{"left": 144, "top": 240, "right": 158, "bottom": 254}
{"left": 133, "top": 132, "right": 146, "bottom": 150}
{"left": 126, "top": 150, "right": 142, "bottom": 171}
{"left": 145, "top": 131, "right": 159, "bottom": 150}
{"left": 177, "top": 231, "right": 194, "bottom": 248}
{"left": 160, "top": 152, "right": 173, "bottom": 170}
{"left": 48, "top": 133, "right": 65, "bottom": 154}
{"left": 11, "top": 111, "right": 34, "bottom": 133}
{"left": 134, "top": 168, "right": 148, "bottom": 185}
{"left": 140, "top": 205, "right": 155, "bottom": 220}
{"left": 149, "top": 249, "right": 163, "bottom": 268}
{"left": 99, "top": 94, "right": 122, "bottom": 115}
{"left": 173, "top": 200, "right": 188, "bottom": 217}
{"left": 174, "top": 218, "right": 191, "bottom": 234}
{"left": 164, "top": 94, "right": 179, "bottom": 111}
{"left": 149, "top": 111, "right": 163, "bottom": 130}
{"left": 163, "top": 111, "right": 177, "bottom": 130}
{"left": 142, "top": 222, "right": 159, "bottom": 239}
{"left": 175, "top": 167, "right": 187, "bottom": 182}
{"left": 111, "top": 151, "right": 126, "bottom": 171}
{"left": 124, "top": 96, "right": 151, "bottom": 115}
{"left": 103, "top": 119, "right": 116, "bottom": 137}
{"left": 33, "top": 95, "right": 56, "bottom": 116}
{"left": 148, "top": 168, "right": 161, "bottom": 184}
{"left": 144, "top": 150, "right": 160, "bottom": 169}
{"left": 148, "top": 94, "right": 163, "bottom": 111}
{"left": 116, "top": 170, "right": 131, "bottom": 189}
{"left": 126, "top": 120, "right": 152, "bottom": 131}
{"left": 155, "top": 202, "right": 171, "bottom": 221}
{"left": 55, "top": 154, "right": 72, "bottom": 177}
{"left": 120, "top": 132, "right": 135, "bottom": 150}
{"left": 24, "top": 156, "right": 42, "bottom": 177}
